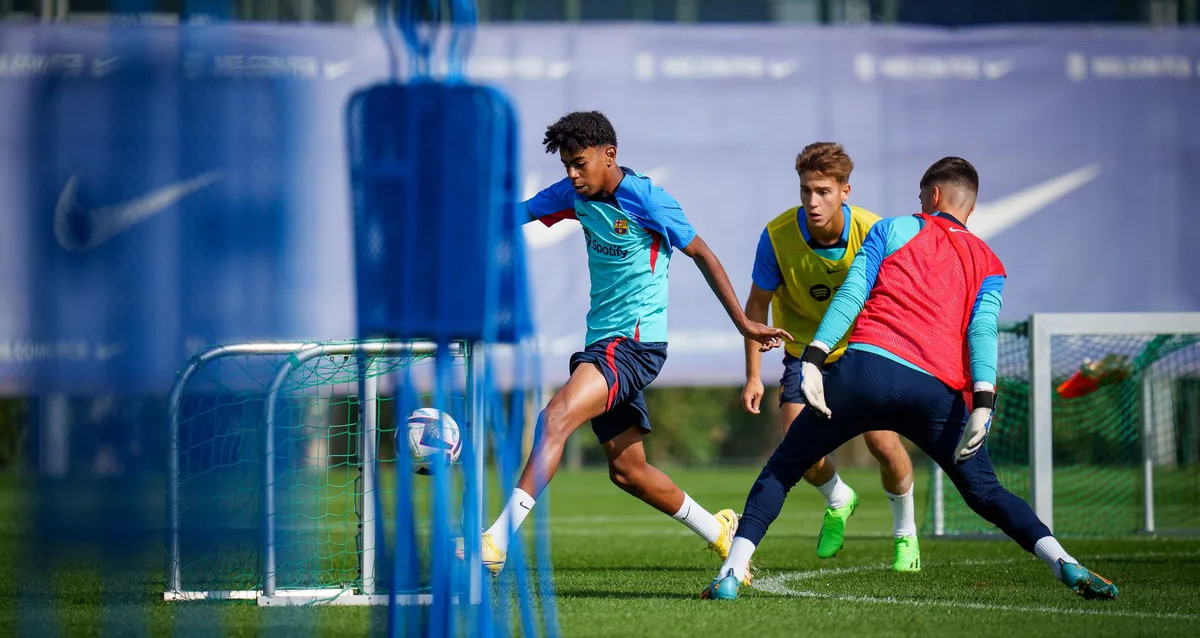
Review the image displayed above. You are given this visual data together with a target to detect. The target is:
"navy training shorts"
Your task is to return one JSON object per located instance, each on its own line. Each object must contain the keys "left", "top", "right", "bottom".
{"left": 569, "top": 336, "right": 667, "bottom": 443}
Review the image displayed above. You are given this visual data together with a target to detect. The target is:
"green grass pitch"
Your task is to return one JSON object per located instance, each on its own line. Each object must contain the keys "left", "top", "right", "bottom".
{"left": 1, "top": 466, "right": 1197, "bottom": 637}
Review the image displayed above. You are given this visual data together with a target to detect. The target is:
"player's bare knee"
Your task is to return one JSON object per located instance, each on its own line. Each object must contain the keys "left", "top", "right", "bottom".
{"left": 607, "top": 465, "right": 640, "bottom": 493}
{"left": 607, "top": 456, "right": 649, "bottom": 492}
{"left": 865, "top": 434, "right": 910, "bottom": 469}
{"left": 539, "top": 405, "right": 576, "bottom": 443}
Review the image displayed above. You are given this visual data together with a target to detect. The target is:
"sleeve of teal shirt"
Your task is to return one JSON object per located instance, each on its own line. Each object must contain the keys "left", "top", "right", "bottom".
{"left": 967, "top": 275, "right": 1005, "bottom": 386}
{"left": 629, "top": 187, "right": 697, "bottom": 251}
{"left": 525, "top": 177, "right": 578, "bottom": 226}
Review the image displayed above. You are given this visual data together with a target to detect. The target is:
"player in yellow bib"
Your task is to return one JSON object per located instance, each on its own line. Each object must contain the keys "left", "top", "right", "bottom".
{"left": 741, "top": 142, "right": 920, "bottom": 571}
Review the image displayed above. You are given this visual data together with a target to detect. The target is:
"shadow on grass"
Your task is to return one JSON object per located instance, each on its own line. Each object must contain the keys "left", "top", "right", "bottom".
{"left": 550, "top": 565, "right": 710, "bottom": 574}
{"left": 555, "top": 589, "right": 701, "bottom": 600}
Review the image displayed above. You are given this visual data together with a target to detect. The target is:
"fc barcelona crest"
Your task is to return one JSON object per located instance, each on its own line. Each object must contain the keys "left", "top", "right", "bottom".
{"left": 613, "top": 219, "right": 629, "bottom": 235}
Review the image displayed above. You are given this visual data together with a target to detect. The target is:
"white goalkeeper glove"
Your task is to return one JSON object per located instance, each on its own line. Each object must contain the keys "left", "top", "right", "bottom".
{"left": 955, "top": 385, "right": 997, "bottom": 463}
{"left": 799, "top": 342, "right": 832, "bottom": 418}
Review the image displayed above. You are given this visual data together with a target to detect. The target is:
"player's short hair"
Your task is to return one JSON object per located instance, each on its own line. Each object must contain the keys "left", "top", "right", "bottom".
{"left": 920, "top": 157, "right": 979, "bottom": 195}
{"left": 794, "top": 142, "right": 854, "bottom": 184}
{"left": 543, "top": 111, "right": 618, "bottom": 155}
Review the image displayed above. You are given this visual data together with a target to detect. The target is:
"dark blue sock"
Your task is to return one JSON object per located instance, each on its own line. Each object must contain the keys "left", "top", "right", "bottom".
{"left": 736, "top": 461, "right": 799, "bottom": 545}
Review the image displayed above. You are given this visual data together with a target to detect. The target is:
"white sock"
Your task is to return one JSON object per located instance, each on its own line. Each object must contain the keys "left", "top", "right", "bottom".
{"left": 815, "top": 472, "right": 853, "bottom": 509}
{"left": 672, "top": 493, "right": 722, "bottom": 544}
{"left": 484, "top": 488, "right": 536, "bottom": 553}
{"left": 718, "top": 537, "right": 757, "bottom": 583}
{"left": 886, "top": 486, "right": 917, "bottom": 538}
{"left": 1034, "top": 536, "right": 1077, "bottom": 579}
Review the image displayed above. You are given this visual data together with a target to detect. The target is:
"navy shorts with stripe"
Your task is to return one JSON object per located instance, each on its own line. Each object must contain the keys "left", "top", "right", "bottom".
{"left": 778, "top": 352, "right": 832, "bottom": 406}
{"left": 569, "top": 336, "right": 667, "bottom": 443}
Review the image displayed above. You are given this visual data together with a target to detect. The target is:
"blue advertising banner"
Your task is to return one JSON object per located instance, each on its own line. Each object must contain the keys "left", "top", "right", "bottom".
{"left": 1, "top": 23, "right": 1197, "bottom": 391}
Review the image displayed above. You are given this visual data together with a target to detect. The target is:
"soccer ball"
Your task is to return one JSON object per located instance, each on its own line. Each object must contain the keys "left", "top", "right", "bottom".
{"left": 402, "top": 407, "right": 462, "bottom": 474}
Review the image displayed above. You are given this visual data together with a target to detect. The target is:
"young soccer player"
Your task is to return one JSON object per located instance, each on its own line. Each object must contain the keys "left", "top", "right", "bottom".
{"left": 703, "top": 157, "right": 1118, "bottom": 601}
{"left": 742, "top": 142, "right": 920, "bottom": 571}
{"left": 471, "top": 111, "right": 788, "bottom": 575}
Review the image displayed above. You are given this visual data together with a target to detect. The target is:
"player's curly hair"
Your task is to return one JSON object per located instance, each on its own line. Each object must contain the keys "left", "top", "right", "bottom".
{"left": 794, "top": 142, "right": 854, "bottom": 184}
{"left": 543, "top": 111, "right": 618, "bottom": 155}
{"left": 920, "top": 157, "right": 979, "bottom": 195}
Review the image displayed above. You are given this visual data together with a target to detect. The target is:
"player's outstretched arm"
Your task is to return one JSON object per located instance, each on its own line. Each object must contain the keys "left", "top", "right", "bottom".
{"left": 956, "top": 277, "right": 1005, "bottom": 463}
{"left": 680, "top": 235, "right": 791, "bottom": 351}
{"left": 742, "top": 285, "right": 774, "bottom": 413}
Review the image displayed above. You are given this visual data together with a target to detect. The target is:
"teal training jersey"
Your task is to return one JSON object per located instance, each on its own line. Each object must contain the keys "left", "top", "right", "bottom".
{"left": 526, "top": 168, "right": 696, "bottom": 346}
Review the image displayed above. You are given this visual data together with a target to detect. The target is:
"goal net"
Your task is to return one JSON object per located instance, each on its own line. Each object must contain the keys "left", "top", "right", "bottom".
{"left": 926, "top": 313, "right": 1200, "bottom": 537}
{"left": 165, "top": 340, "right": 473, "bottom": 604}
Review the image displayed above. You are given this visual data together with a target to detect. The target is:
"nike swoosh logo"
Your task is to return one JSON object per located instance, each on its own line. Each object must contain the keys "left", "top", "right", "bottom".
{"left": 54, "top": 172, "right": 220, "bottom": 251}
{"left": 92, "top": 56, "right": 120, "bottom": 77}
{"left": 948, "top": 228, "right": 969, "bottom": 233}
{"left": 521, "top": 163, "right": 1102, "bottom": 249}
{"left": 969, "top": 163, "right": 1101, "bottom": 240}
{"left": 323, "top": 59, "right": 354, "bottom": 80}
{"left": 982, "top": 59, "right": 1014, "bottom": 80}
{"left": 825, "top": 268, "right": 844, "bottom": 273}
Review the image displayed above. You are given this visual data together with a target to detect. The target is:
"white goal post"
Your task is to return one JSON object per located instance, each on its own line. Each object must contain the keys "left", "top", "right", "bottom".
{"left": 164, "top": 339, "right": 485, "bottom": 606}
{"left": 931, "top": 312, "right": 1200, "bottom": 536}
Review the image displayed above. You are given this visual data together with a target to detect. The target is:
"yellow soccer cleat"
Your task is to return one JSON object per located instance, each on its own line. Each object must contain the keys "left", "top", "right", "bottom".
{"left": 455, "top": 531, "right": 506, "bottom": 575}
{"left": 709, "top": 509, "right": 739, "bottom": 559}
{"left": 709, "top": 509, "right": 752, "bottom": 586}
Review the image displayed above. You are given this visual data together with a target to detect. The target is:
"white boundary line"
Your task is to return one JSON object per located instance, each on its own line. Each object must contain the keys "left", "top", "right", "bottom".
{"left": 752, "top": 552, "right": 1200, "bottom": 622}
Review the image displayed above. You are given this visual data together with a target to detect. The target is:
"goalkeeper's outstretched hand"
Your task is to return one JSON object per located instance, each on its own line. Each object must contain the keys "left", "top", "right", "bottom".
{"left": 799, "top": 343, "right": 831, "bottom": 418}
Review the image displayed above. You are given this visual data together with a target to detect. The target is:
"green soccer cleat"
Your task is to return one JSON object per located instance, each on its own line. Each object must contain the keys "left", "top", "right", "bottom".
{"left": 892, "top": 535, "right": 921, "bottom": 572}
{"left": 816, "top": 488, "right": 859, "bottom": 559}
{"left": 699, "top": 569, "right": 741, "bottom": 601}
{"left": 1059, "top": 560, "right": 1119, "bottom": 600}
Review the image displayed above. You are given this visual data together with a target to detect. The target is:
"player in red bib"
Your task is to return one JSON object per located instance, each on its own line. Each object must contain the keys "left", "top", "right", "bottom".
{"left": 702, "top": 157, "right": 1119, "bottom": 602}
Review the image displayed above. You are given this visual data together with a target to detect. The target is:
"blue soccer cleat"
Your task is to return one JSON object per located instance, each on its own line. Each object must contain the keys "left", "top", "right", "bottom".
{"left": 699, "top": 569, "right": 741, "bottom": 600}
{"left": 1059, "top": 560, "right": 1119, "bottom": 600}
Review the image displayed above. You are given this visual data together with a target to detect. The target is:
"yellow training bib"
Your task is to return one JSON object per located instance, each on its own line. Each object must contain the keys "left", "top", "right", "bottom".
{"left": 766, "top": 205, "right": 879, "bottom": 360}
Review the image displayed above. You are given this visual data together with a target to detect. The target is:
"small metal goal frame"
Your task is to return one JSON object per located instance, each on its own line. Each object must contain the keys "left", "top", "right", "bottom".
{"left": 163, "top": 339, "right": 483, "bottom": 606}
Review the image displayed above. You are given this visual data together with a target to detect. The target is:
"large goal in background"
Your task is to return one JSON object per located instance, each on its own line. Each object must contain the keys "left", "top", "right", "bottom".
{"left": 926, "top": 312, "right": 1200, "bottom": 537}
{"left": 164, "top": 339, "right": 482, "bottom": 605}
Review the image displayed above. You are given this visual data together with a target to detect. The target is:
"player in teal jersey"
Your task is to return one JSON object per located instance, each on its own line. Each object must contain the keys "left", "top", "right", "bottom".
{"left": 467, "top": 111, "right": 788, "bottom": 577}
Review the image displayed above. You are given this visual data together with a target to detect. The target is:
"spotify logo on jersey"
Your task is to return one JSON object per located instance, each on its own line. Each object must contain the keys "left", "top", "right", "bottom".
{"left": 809, "top": 284, "right": 840, "bottom": 301}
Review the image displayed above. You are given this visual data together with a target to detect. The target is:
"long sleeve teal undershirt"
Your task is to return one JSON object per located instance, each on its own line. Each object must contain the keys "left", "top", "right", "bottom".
{"left": 812, "top": 214, "right": 1004, "bottom": 386}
